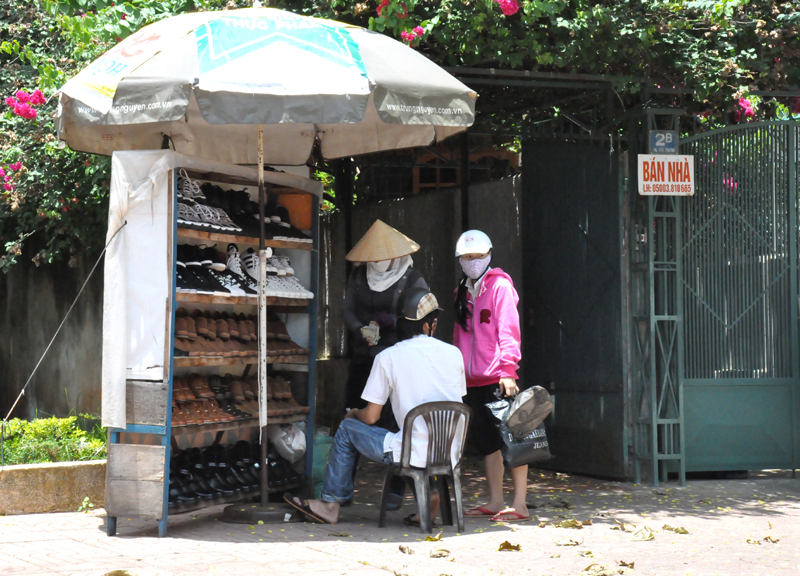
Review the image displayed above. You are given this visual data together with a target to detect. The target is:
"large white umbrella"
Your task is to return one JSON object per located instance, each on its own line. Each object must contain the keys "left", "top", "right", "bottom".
{"left": 56, "top": 7, "right": 477, "bottom": 165}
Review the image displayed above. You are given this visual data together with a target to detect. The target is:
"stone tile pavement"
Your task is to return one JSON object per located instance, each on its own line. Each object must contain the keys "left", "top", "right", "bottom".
{"left": 2, "top": 459, "right": 800, "bottom": 576}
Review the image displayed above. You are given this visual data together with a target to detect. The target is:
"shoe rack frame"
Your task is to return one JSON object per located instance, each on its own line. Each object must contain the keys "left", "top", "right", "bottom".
{"left": 105, "top": 166, "right": 319, "bottom": 537}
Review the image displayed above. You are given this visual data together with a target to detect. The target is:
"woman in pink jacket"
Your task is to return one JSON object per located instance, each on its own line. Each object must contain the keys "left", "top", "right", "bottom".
{"left": 453, "top": 230, "right": 529, "bottom": 522}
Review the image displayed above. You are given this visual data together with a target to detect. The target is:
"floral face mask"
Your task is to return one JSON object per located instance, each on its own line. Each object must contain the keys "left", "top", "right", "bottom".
{"left": 459, "top": 254, "right": 491, "bottom": 280}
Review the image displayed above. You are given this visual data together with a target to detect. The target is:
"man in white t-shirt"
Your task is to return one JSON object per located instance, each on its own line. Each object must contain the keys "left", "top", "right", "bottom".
{"left": 284, "top": 288, "right": 467, "bottom": 524}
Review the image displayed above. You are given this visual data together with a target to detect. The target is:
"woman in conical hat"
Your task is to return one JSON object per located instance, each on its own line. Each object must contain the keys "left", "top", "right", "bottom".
{"left": 342, "top": 219, "right": 428, "bottom": 509}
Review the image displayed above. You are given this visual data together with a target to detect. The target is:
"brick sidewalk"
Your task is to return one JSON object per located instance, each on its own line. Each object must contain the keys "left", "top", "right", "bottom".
{"left": 1, "top": 460, "right": 799, "bottom": 576}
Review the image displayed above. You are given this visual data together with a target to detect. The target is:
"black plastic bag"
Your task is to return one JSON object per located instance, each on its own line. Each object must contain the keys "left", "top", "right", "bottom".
{"left": 498, "top": 422, "right": 551, "bottom": 468}
{"left": 486, "top": 395, "right": 552, "bottom": 468}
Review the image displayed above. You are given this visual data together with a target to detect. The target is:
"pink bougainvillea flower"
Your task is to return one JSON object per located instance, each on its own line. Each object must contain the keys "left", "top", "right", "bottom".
{"left": 5, "top": 97, "right": 16, "bottom": 107}
{"left": 3, "top": 184, "right": 13, "bottom": 191}
{"left": 496, "top": 0, "right": 519, "bottom": 16}
{"left": 0, "top": 168, "right": 4, "bottom": 177}
{"left": 9, "top": 162, "right": 22, "bottom": 171}
{"left": 400, "top": 30, "right": 416, "bottom": 42}
{"left": 413, "top": 26, "right": 424, "bottom": 36}
{"left": 3, "top": 175, "right": 9, "bottom": 182}
{"left": 15, "top": 90, "right": 30, "bottom": 104}
{"left": 13, "top": 102, "right": 37, "bottom": 119}
{"left": 376, "top": 0, "right": 389, "bottom": 16}
{"left": 29, "top": 89, "right": 45, "bottom": 105}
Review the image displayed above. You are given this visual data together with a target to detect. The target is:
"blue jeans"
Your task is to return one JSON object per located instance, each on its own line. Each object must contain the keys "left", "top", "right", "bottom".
{"left": 321, "top": 418, "right": 394, "bottom": 504}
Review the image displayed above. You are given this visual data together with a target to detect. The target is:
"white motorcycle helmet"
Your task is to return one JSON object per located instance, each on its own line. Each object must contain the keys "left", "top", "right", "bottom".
{"left": 455, "top": 230, "right": 493, "bottom": 257}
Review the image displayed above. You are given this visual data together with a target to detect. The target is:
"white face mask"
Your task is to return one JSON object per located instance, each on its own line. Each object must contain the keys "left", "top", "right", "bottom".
{"left": 369, "top": 259, "right": 393, "bottom": 274}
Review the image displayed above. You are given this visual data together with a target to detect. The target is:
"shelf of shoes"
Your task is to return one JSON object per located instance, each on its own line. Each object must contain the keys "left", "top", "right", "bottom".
{"left": 171, "top": 413, "right": 307, "bottom": 436}
{"left": 174, "top": 355, "right": 309, "bottom": 367}
{"left": 176, "top": 292, "right": 310, "bottom": 310}
{"left": 168, "top": 480, "right": 305, "bottom": 515}
{"left": 177, "top": 227, "right": 312, "bottom": 251}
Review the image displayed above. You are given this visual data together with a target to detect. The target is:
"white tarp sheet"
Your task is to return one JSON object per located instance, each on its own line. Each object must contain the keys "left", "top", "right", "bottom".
{"left": 102, "top": 150, "right": 322, "bottom": 428}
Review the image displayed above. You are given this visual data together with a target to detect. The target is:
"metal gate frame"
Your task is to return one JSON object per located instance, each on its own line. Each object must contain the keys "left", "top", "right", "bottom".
{"left": 630, "top": 108, "right": 686, "bottom": 486}
{"left": 632, "top": 119, "right": 800, "bottom": 484}
{"left": 680, "top": 121, "right": 800, "bottom": 473}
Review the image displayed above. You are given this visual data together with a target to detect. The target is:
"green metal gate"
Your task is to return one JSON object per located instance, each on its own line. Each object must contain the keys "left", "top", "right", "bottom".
{"left": 679, "top": 122, "right": 800, "bottom": 472}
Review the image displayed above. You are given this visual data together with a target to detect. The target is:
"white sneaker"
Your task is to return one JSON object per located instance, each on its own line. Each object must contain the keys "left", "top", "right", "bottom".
{"left": 268, "top": 256, "right": 287, "bottom": 276}
{"left": 278, "top": 277, "right": 303, "bottom": 298}
{"left": 284, "top": 276, "right": 313, "bottom": 299}
{"left": 264, "top": 275, "right": 280, "bottom": 297}
{"left": 241, "top": 248, "right": 273, "bottom": 280}
{"left": 276, "top": 256, "right": 295, "bottom": 276}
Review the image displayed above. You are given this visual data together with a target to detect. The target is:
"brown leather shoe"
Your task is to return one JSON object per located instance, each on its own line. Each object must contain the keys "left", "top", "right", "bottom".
{"left": 173, "top": 377, "right": 187, "bottom": 401}
{"left": 237, "top": 318, "right": 251, "bottom": 341}
{"left": 215, "top": 318, "right": 230, "bottom": 340}
{"left": 189, "top": 310, "right": 210, "bottom": 337}
{"left": 227, "top": 376, "right": 246, "bottom": 402}
{"left": 184, "top": 315, "right": 198, "bottom": 340}
{"left": 223, "top": 315, "right": 240, "bottom": 339}
{"left": 245, "top": 317, "right": 257, "bottom": 339}
{"left": 175, "top": 316, "right": 189, "bottom": 339}
{"left": 174, "top": 338, "right": 191, "bottom": 356}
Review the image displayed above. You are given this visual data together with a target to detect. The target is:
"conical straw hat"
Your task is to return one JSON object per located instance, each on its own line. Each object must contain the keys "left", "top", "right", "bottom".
{"left": 346, "top": 219, "right": 420, "bottom": 262}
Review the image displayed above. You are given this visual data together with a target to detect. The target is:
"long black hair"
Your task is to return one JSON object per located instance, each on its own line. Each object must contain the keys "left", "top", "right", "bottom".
{"left": 455, "top": 276, "right": 471, "bottom": 331}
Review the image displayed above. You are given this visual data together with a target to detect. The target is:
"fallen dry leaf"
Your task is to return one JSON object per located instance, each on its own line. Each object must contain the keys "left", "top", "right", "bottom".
{"left": 580, "top": 551, "right": 595, "bottom": 558}
{"left": 538, "top": 521, "right": 547, "bottom": 528}
{"left": 610, "top": 520, "right": 636, "bottom": 533}
{"left": 763, "top": 536, "right": 780, "bottom": 544}
{"left": 498, "top": 541, "right": 521, "bottom": 552}
{"left": 399, "top": 545, "right": 414, "bottom": 555}
{"left": 550, "top": 553, "right": 561, "bottom": 558}
{"left": 553, "top": 519, "right": 592, "bottom": 529}
{"left": 555, "top": 536, "right": 584, "bottom": 546}
{"left": 746, "top": 538, "right": 761, "bottom": 545}
{"left": 583, "top": 563, "right": 624, "bottom": 575}
{"left": 632, "top": 526, "right": 655, "bottom": 541}
{"left": 425, "top": 531, "right": 443, "bottom": 542}
{"left": 616, "top": 560, "right": 635, "bottom": 568}
{"left": 662, "top": 524, "right": 689, "bottom": 534}
{"left": 330, "top": 531, "right": 352, "bottom": 538}
{"left": 429, "top": 548, "right": 450, "bottom": 558}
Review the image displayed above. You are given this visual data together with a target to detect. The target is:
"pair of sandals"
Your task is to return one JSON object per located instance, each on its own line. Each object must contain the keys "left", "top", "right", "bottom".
{"left": 466, "top": 506, "right": 530, "bottom": 522}
{"left": 282, "top": 492, "right": 436, "bottom": 527}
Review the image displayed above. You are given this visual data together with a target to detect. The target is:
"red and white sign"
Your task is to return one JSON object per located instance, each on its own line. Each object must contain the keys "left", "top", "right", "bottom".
{"left": 637, "top": 154, "right": 695, "bottom": 196}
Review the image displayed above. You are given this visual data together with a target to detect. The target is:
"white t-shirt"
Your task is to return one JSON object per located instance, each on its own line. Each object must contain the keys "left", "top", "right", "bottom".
{"left": 362, "top": 334, "right": 468, "bottom": 468}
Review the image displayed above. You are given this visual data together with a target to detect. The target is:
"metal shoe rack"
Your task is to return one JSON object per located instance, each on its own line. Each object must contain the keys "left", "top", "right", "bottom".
{"left": 105, "top": 166, "right": 319, "bottom": 537}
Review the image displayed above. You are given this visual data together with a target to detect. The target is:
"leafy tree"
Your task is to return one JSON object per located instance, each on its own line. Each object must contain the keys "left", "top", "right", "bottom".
{"left": 1, "top": 0, "right": 798, "bottom": 269}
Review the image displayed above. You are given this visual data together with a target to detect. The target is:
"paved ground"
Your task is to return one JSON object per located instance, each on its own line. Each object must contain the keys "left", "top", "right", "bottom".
{"left": 2, "top": 459, "right": 800, "bottom": 576}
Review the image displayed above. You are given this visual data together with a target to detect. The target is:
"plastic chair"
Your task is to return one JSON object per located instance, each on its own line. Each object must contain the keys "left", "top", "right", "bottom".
{"left": 378, "top": 401, "right": 472, "bottom": 533}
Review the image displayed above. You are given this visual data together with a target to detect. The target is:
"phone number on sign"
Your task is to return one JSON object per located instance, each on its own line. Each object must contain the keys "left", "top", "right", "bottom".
{"left": 651, "top": 183, "right": 693, "bottom": 194}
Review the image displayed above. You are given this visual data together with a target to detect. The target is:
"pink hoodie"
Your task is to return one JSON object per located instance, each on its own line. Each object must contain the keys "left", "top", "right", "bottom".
{"left": 453, "top": 268, "right": 521, "bottom": 388}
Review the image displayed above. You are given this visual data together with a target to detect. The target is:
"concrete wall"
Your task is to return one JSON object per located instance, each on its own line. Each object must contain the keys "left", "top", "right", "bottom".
{"left": 0, "top": 247, "right": 104, "bottom": 421}
{"left": 0, "top": 460, "right": 106, "bottom": 515}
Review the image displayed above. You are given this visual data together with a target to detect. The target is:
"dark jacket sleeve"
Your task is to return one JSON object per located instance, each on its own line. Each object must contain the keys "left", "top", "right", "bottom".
{"left": 343, "top": 268, "right": 363, "bottom": 335}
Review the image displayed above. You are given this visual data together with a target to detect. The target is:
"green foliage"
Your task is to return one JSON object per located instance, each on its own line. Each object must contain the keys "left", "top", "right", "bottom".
{"left": 277, "top": 0, "right": 799, "bottom": 109}
{"left": 1, "top": 0, "right": 798, "bottom": 270}
{"left": 77, "top": 496, "right": 95, "bottom": 512}
{"left": 1, "top": 415, "right": 106, "bottom": 465}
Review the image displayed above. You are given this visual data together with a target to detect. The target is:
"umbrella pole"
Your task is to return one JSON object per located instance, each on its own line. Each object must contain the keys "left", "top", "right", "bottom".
{"left": 258, "top": 124, "right": 269, "bottom": 506}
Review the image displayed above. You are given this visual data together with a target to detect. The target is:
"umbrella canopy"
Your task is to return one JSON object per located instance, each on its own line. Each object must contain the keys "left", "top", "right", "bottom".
{"left": 56, "top": 7, "right": 477, "bottom": 164}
